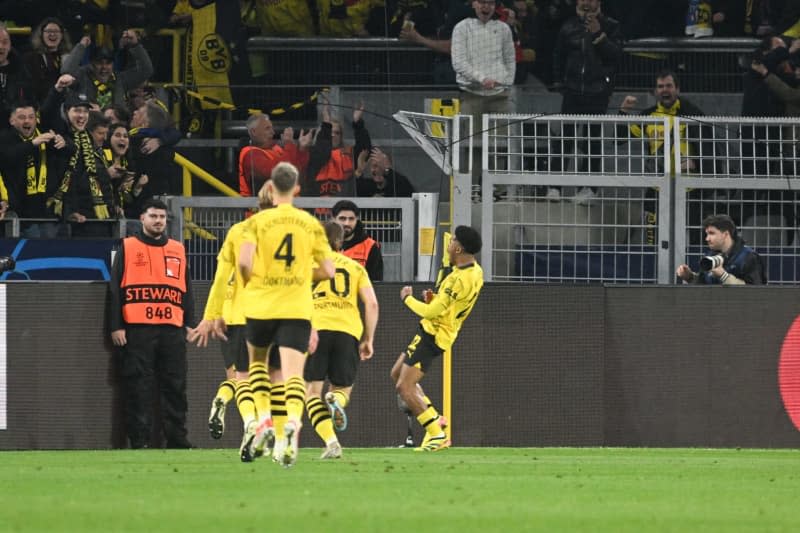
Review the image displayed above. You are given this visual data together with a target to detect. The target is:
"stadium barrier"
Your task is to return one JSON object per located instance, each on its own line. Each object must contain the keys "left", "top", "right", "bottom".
{"left": 406, "top": 112, "right": 800, "bottom": 284}
{"left": 0, "top": 282, "right": 798, "bottom": 450}
{"left": 162, "top": 195, "right": 419, "bottom": 282}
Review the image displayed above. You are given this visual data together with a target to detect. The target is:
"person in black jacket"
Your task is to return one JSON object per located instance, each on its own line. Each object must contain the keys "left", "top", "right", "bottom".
{"left": 0, "top": 24, "right": 33, "bottom": 129}
{"left": 108, "top": 198, "right": 195, "bottom": 449}
{"left": 356, "top": 147, "right": 415, "bottom": 198}
{"left": 676, "top": 214, "right": 766, "bottom": 285}
{"left": 549, "top": 0, "right": 622, "bottom": 199}
{"left": 0, "top": 101, "right": 68, "bottom": 238}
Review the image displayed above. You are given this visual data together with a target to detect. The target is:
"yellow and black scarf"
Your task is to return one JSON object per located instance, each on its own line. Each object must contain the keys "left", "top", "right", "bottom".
{"left": 47, "top": 129, "right": 110, "bottom": 219}
{"left": 21, "top": 129, "right": 47, "bottom": 195}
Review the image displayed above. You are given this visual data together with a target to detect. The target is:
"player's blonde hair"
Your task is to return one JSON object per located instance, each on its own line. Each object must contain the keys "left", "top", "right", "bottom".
{"left": 257, "top": 179, "right": 274, "bottom": 210}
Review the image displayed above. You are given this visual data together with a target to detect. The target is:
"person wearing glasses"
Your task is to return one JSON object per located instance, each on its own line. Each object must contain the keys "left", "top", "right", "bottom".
{"left": 24, "top": 17, "right": 72, "bottom": 105}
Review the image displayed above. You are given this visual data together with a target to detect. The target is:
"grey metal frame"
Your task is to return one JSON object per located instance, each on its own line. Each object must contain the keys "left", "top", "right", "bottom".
{"left": 162, "top": 195, "right": 416, "bottom": 282}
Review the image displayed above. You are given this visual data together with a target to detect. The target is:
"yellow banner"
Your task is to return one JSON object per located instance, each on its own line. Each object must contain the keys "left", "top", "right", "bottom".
{"left": 190, "top": 3, "right": 233, "bottom": 110}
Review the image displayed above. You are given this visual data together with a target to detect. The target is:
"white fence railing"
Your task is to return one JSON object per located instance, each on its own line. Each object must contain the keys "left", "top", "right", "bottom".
{"left": 440, "top": 114, "right": 800, "bottom": 285}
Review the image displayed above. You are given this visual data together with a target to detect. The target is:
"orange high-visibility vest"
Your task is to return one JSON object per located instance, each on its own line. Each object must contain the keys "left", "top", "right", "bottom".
{"left": 315, "top": 146, "right": 354, "bottom": 196}
{"left": 343, "top": 237, "right": 378, "bottom": 267}
{"left": 120, "top": 237, "right": 187, "bottom": 327}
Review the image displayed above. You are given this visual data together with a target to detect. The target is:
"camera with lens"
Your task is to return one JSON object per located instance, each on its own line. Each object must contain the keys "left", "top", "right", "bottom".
{"left": 699, "top": 254, "right": 724, "bottom": 272}
{"left": 0, "top": 255, "right": 15, "bottom": 274}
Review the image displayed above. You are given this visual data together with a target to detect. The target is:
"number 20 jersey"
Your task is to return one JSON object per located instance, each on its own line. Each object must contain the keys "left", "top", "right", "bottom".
{"left": 312, "top": 251, "right": 372, "bottom": 340}
{"left": 240, "top": 203, "right": 333, "bottom": 321}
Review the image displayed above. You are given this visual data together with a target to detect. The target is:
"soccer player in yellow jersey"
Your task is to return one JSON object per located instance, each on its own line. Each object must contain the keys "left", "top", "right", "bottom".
{"left": 391, "top": 225, "right": 484, "bottom": 452}
{"left": 188, "top": 184, "right": 276, "bottom": 462}
{"left": 238, "top": 162, "right": 335, "bottom": 468}
{"left": 305, "top": 220, "right": 379, "bottom": 459}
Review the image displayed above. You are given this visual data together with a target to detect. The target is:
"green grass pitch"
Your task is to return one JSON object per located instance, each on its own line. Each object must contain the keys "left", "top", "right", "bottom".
{"left": 1, "top": 447, "right": 798, "bottom": 532}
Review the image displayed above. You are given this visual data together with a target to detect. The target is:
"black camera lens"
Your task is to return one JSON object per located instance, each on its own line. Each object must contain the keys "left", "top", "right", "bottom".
{"left": 0, "top": 255, "right": 15, "bottom": 274}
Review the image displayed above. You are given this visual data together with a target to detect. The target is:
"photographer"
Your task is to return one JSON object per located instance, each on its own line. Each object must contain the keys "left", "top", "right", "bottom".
{"left": 676, "top": 214, "right": 766, "bottom": 285}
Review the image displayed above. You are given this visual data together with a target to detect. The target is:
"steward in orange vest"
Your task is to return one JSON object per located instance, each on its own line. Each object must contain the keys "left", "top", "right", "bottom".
{"left": 305, "top": 102, "right": 371, "bottom": 197}
{"left": 238, "top": 113, "right": 312, "bottom": 197}
{"left": 108, "top": 198, "right": 195, "bottom": 450}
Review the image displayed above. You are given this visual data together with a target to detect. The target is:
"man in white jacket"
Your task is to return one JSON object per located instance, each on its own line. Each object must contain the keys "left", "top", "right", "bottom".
{"left": 451, "top": 0, "right": 516, "bottom": 197}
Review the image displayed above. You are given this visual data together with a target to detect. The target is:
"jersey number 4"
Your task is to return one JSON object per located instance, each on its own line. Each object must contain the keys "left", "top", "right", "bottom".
{"left": 274, "top": 233, "right": 295, "bottom": 269}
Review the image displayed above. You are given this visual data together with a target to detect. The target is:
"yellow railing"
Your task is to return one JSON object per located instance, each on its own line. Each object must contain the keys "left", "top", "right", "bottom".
{"left": 173, "top": 152, "right": 239, "bottom": 240}
{"left": 174, "top": 152, "right": 238, "bottom": 198}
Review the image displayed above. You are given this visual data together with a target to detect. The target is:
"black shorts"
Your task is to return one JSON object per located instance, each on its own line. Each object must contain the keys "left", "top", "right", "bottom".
{"left": 221, "top": 325, "right": 249, "bottom": 372}
{"left": 403, "top": 327, "right": 443, "bottom": 373}
{"left": 268, "top": 343, "right": 281, "bottom": 369}
{"left": 304, "top": 330, "right": 359, "bottom": 386}
{"left": 246, "top": 318, "right": 310, "bottom": 354}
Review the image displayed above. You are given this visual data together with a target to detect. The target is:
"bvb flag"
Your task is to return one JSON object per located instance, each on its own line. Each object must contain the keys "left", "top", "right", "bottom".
{"left": 186, "top": 0, "right": 238, "bottom": 109}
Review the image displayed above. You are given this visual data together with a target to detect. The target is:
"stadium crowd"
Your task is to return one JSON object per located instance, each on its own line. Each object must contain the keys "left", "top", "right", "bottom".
{"left": 1, "top": 1, "right": 800, "bottom": 238}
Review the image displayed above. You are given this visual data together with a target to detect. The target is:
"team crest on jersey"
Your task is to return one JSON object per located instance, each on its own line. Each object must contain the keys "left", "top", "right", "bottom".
{"left": 165, "top": 256, "right": 182, "bottom": 279}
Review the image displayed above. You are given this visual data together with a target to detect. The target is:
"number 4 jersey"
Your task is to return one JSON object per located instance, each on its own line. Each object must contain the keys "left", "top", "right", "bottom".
{"left": 241, "top": 203, "right": 334, "bottom": 321}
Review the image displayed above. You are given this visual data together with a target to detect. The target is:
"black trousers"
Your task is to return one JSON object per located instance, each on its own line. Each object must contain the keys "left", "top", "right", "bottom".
{"left": 116, "top": 325, "right": 188, "bottom": 448}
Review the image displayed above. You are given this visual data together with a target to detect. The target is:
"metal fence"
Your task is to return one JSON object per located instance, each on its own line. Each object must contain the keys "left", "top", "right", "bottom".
{"left": 617, "top": 37, "right": 757, "bottom": 92}
{"left": 241, "top": 37, "right": 758, "bottom": 93}
{"left": 471, "top": 114, "right": 800, "bottom": 285}
{"left": 162, "top": 196, "right": 416, "bottom": 282}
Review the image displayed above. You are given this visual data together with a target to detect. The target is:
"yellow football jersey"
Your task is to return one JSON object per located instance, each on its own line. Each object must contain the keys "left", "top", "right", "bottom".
{"left": 404, "top": 262, "right": 484, "bottom": 351}
{"left": 241, "top": 203, "right": 333, "bottom": 320}
{"left": 312, "top": 251, "right": 372, "bottom": 340}
{"left": 202, "top": 220, "right": 248, "bottom": 326}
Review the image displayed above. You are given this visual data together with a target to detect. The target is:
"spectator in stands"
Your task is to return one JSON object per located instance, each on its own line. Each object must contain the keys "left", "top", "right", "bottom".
{"left": 317, "top": 0, "right": 387, "bottom": 37}
{"left": 0, "top": 23, "right": 32, "bottom": 129}
{"left": 306, "top": 98, "right": 371, "bottom": 197}
{"left": 619, "top": 70, "right": 708, "bottom": 175}
{"left": 749, "top": 0, "right": 800, "bottom": 36}
{"left": 0, "top": 101, "right": 67, "bottom": 238}
{"left": 451, "top": 0, "right": 516, "bottom": 196}
{"left": 507, "top": 0, "right": 541, "bottom": 85}
{"left": 619, "top": 71, "right": 715, "bottom": 246}
{"left": 238, "top": 112, "right": 312, "bottom": 197}
{"left": 741, "top": 36, "right": 798, "bottom": 177}
{"left": 748, "top": 45, "right": 800, "bottom": 241}
{"left": 356, "top": 147, "right": 415, "bottom": 197}
{"left": 549, "top": 0, "right": 622, "bottom": 202}
{"left": 676, "top": 214, "right": 766, "bottom": 285}
{"left": 102, "top": 103, "right": 131, "bottom": 126}
{"left": 332, "top": 199, "right": 383, "bottom": 281}
{"left": 128, "top": 100, "right": 180, "bottom": 199}
{"left": 47, "top": 93, "right": 117, "bottom": 237}
{"left": 24, "top": 17, "right": 72, "bottom": 106}
{"left": 61, "top": 29, "right": 154, "bottom": 110}
{"left": 398, "top": 0, "right": 472, "bottom": 85}
{"left": 750, "top": 39, "right": 800, "bottom": 115}
{"left": 104, "top": 122, "right": 148, "bottom": 222}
